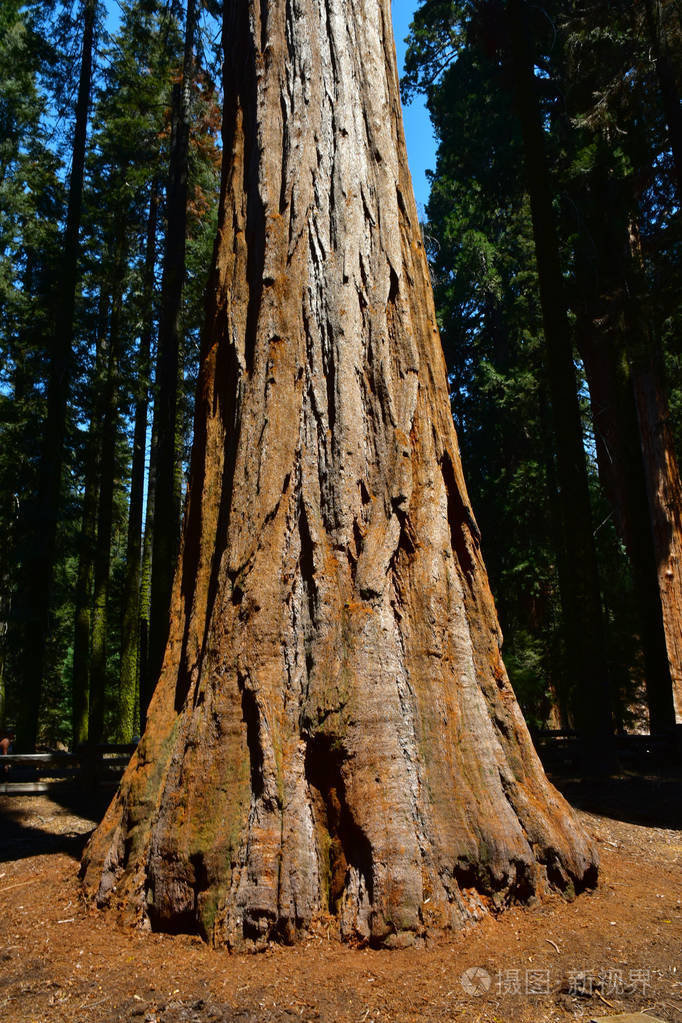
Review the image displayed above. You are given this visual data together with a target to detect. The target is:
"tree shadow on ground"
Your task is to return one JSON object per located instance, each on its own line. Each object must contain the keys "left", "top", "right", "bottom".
{"left": 0, "top": 786, "right": 114, "bottom": 863}
{"left": 1, "top": 766, "right": 679, "bottom": 867}
{"left": 550, "top": 771, "right": 682, "bottom": 830}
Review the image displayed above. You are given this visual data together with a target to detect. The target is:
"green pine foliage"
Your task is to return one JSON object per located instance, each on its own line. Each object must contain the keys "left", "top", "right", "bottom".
{"left": 0, "top": 0, "right": 222, "bottom": 746}
{"left": 405, "top": 0, "right": 682, "bottom": 730}
{"left": 405, "top": 6, "right": 570, "bottom": 726}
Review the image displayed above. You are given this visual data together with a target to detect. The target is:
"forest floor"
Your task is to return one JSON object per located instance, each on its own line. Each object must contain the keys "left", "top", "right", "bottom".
{"left": 0, "top": 768, "right": 680, "bottom": 1023}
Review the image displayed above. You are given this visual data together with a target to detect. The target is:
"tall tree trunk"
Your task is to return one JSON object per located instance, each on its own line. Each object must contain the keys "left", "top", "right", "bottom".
{"left": 118, "top": 183, "right": 159, "bottom": 741}
{"left": 643, "top": 0, "right": 682, "bottom": 202}
{"left": 3, "top": 343, "right": 29, "bottom": 736}
{"left": 15, "top": 0, "right": 97, "bottom": 751}
{"left": 631, "top": 360, "right": 682, "bottom": 724}
{"left": 571, "top": 143, "right": 678, "bottom": 730}
{"left": 82, "top": 0, "right": 597, "bottom": 949}
{"left": 72, "top": 295, "right": 109, "bottom": 748}
{"left": 627, "top": 222, "right": 682, "bottom": 725}
{"left": 0, "top": 528, "right": 12, "bottom": 735}
{"left": 537, "top": 385, "right": 572, "bottom": 730}
{"left": 148, "top": 0, "right": 197, "bottom": 693}
{"left": 89, "top": 235, "right": 126, "bottom": 745}
{"left": 507, "top": 0, "right": 613, "bottom": 749}
{"left": 0, "top": 596, "right": 7, "bottom": 731}
{"left": 0, "top": 418, "right": 16, "bottom": 734}
{"left": 138, "top": 416, "right": 158, "bottom": 726}
{"left": 579, "top": 323, "right": 676, "bottom": 730}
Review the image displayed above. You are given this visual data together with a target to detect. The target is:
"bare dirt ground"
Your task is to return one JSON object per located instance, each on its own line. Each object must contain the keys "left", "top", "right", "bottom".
{"left": 0, "top": 771, "right": 680, "bottom": 1023}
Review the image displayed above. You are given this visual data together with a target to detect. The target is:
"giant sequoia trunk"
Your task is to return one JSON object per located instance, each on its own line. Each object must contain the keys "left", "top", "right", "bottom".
{"left": 631, "top": 355, "right": 682, "bottom": 725}
{"left": 82, "top": 0, "right": 597, "bottom": 948}
{"left": 626, "top": 225, "right": 682, "bottom": 725}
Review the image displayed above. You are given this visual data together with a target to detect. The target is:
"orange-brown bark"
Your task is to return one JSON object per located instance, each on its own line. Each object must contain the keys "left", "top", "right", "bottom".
{"left": 81, "top": 0, "right": 597, "bottom": 948}
{"left": 627, "top": 223, "right": 682, "bottom": 726}
{"left": 632, "top": 361, "right": 682, "bottom": 724}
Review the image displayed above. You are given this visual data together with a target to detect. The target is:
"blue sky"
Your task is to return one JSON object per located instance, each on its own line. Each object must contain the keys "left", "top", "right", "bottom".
{"left": 391, "top": 0, "right": 436, "bottom": 210}
{"left": 103, "top": 1, "right": 436, "bottom": 208}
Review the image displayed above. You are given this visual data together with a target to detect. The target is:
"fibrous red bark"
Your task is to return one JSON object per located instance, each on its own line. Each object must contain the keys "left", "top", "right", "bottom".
{"left": 82, "top": 0, "right": 597, "bottom": 948}
{"left": 632, "top": 359, "right": 682, "bottom": 725}
{"left": 627, "top": 224, "right": 682, "bottom": 727}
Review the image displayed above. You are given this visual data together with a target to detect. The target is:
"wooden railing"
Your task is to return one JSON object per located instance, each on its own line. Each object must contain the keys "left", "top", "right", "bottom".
{"left": 1, "top": 728, "right": 678, "bottom": 795}
{"left": 0, "top": 744, "right": 136, "bottom": 795}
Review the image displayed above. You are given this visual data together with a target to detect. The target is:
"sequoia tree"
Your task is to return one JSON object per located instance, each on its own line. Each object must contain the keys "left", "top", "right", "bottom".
{"left": 82, "top": 0, "right": 597, "bottom": 948}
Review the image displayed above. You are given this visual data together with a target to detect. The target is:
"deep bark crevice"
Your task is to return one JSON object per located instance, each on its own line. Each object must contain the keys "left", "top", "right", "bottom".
{"left": 453, "top": 851, "right": 535, "bottom": 909}
{"left": 244, "top": 200, "right": 266, "bottom": 378}
{"left": 304, "top": 734, "right": 374, "bottom": 916}
{"left": 298, "top": 498, "right": 317, "bottom": 631}
{"left": 545, "top": 852, "right": 598, "bottom": 897}
{"left": 146, "top": 895, "right": 197, "bottom": 936}
{"left": 440, "top": 451, "right": 477, "bottom": 581}
{"left": 174, "top": 338, "right": 242, "bottom": 713}
{"left": 242, "top": 5, "right": 266, "bottom": 376}
{"left": 240, "top": 679, "right": 265, "bottom": 801}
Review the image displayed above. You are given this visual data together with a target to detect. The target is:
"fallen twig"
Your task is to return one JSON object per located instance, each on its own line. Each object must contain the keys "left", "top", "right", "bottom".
{"left": 0, "top": 879, "right": 35, "bottom": 894}
{"left": 545, "top": 938, "right": 560, "bottom": 954}
{"left": 78, "top": 996, "right": 109, "bottom": 1011}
